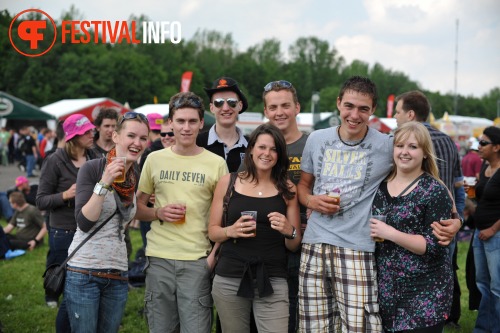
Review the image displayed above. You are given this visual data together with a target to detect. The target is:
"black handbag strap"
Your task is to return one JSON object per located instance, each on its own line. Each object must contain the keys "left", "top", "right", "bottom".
{"left": 222, "top": 173, "right": 238, "bottom": 227}
{"left": 60, "top": 209, "right": 118, "bottom": 267}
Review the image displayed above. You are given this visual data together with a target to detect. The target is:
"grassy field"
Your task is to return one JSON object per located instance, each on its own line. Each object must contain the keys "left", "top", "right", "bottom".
{"left": 0, "top": 221, "right": 477, "bottom": 332}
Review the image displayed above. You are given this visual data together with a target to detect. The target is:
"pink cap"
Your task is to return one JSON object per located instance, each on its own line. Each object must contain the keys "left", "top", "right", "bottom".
{"left": 63, "top": 114, "right": 96, "bottom": 141}
{"left": 15, "top": 176, "right": 29, "bottom": 187}
{"left": 147, "top": 113, "right": 163, "bottom": 131}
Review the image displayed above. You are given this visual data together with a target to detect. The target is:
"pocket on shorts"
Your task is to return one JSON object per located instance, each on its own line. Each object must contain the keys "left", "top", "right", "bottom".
{"left": 199, "top": 293, "right": 213, "bottom": 308}
{"left": 143, "top": 256, "right": 151, "bottom": 274}
{"left": 144, "top": 290, "right": 153, "bottom": 330}
{"left": 364, "top": 302, "right": 382, "bottom": 332}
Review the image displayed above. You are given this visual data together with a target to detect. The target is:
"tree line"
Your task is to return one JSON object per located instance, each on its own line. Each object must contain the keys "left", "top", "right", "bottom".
{"left": 1, "top": 7, "right": 499, "bottom": 120}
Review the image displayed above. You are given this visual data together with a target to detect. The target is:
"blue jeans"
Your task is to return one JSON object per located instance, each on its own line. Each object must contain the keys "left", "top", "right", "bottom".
{"left": 65, "top": 267, "right": 128, "bottom": 333}
{"left": 25, "top": 154, "right": 35, "bottom": 176}
{"left": 0, "top": 192, "right": 13, "bottom": 220}
{"left": 47, "top": 227, "right": 75, "bottom": 333}
{"left": 473, "top": 229, "right": 500, "bottom": 333}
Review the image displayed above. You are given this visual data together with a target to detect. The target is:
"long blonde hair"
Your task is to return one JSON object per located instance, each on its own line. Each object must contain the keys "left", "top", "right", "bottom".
{"left": 388, "top": 122, "right": 439, "bottom": 181}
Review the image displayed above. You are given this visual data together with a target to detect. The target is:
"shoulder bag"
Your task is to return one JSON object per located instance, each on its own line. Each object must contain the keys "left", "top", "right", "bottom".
{"left": 42, "top": 209, "right": 118, "bottom": 297}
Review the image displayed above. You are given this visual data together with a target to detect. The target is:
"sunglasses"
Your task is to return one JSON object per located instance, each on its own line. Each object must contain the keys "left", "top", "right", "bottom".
{"left": 172, "top": 96, "right": 202, "bottom": 110}
{"left": 213, "top": 98, "right": 239, "bottom": 108}
{"left": 160, "top": 131, "right": 174, "bottom": 137}
{"left": 263, "top": 80, "right": 293, "bottom": 92}
{"left": 478, "top": 139, "right": 493, "bottom": 147}
{"left": 119, "top": 112, "right": 149, "bottom": 126}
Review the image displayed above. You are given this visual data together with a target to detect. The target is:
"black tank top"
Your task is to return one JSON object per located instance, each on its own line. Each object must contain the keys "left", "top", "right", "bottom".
{"left": 215, "top": 190, "right": 288, "bottom": 279}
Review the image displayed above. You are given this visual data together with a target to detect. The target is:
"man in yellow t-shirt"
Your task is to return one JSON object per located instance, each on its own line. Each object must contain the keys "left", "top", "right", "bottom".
{"left": 136, "top": 91, "right": 228, "bottom": 333}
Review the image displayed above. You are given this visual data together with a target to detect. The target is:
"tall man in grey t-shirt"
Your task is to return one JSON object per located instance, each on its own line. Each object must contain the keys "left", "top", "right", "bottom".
{"left": 297, "top": 76, "right": 392, "bottom": 332}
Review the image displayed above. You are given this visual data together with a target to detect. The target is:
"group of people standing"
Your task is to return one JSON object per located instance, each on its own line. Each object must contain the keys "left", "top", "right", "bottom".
{"left": 29, "top": 74, "right": 498, "bottom": 333}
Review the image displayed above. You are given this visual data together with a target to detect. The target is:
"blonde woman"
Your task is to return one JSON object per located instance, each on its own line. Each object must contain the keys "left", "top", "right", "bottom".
{"left": 370, "top": 122, "right": 454, "bottom": 332}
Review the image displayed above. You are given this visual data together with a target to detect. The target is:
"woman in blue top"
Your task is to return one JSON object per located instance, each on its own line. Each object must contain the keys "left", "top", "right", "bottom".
{"left": 209, "top": 123, "right": 301, "bottom": 333}
{"left": 370, "top": 122, "right": 454, "bottom": 332}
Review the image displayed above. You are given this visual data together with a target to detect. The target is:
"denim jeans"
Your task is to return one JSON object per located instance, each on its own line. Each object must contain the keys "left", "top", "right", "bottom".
{"left": 65, "top": 267, "right": 128, "bottom": 333}
{"left": 25, "top": 154, "right": 35, "bottom": 176}
{"left": 472, "top": 229, "right": 500, "bottom": 333}
{"left": 47, "top": 227, "right": 75, "bottom": 333}
{"left": 0, "top": 192, "right": 13, "bottom": 220}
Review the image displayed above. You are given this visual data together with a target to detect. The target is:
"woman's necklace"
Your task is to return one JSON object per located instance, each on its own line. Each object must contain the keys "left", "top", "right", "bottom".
{"left": 337, "top": 125, "right": 369, "bottom": 147}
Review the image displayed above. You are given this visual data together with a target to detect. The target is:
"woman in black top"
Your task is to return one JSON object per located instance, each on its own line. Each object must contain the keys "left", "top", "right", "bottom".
{"left": 471, "top": 126, "right": 500, "bottom": 333}
{"left": 209, "top": 123, "right": 301, "bottom": 333}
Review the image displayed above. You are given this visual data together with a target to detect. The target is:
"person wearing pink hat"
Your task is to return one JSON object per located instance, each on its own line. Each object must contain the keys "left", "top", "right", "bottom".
{"left": 36, "top": 114, "right": 98, "bottom": 330}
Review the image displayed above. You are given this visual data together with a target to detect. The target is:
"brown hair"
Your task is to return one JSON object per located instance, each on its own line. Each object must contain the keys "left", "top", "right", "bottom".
{"left": 9, "top": 191, "right": 26, "bottom": 206}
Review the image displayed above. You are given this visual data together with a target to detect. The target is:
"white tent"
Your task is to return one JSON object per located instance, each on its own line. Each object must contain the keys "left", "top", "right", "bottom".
{"left": 134, "top": 104, "right": 169, "bottom": 117}
{"left": 41, "top": 98, "right": 127, "bottom": 121}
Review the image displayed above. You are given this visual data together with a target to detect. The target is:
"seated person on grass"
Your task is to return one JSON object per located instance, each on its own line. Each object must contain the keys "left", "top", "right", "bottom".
{"left": 3, "top": 192, "right": 46, "bottom": 251}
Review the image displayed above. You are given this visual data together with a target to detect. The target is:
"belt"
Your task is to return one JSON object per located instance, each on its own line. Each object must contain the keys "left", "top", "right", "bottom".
{"left": 67, "top": 267, "right": 128, "bottom": 281}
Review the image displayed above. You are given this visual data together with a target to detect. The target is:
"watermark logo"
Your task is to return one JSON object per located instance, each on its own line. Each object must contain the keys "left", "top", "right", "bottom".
{"left": 9, "top": 9, "right": 57, "bottom": 57}
{"left": 9, "top": 9, "right": 182, "bottom": 57}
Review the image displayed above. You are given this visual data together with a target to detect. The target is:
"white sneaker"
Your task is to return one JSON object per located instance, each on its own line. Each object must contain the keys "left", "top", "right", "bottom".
{"left": 46, "top": 301, "right": 57, "bottom": 308}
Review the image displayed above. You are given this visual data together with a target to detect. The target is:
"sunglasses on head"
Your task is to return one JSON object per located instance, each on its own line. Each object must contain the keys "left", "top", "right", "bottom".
{"left": 213, "top": 98, "right": 239, "bottom": 108}
{"left": 119, "top": 112, "right": 148, "bottom": 126}
{"left": 478, "top": 139, "right": 493, "bottom": 147}
{"left": 172, "top": 96, "right": 202, "bottom": 110}
{"left": 160, "top": 131, "right": 174, "bottom": 137}
{"left": 263, "top": 80, "right": 293, "bottom": 92}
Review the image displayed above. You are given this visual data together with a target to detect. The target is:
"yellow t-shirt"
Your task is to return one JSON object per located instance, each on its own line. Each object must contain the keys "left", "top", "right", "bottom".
{"left": 138, "top": 147, "right": 228, "bottom": 260}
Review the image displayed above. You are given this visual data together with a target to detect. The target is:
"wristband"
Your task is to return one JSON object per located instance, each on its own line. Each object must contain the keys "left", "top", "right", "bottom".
{"left": 33, "top": 239, "right": 40, "bottom": 245}
{"left": 451, "top": 212, "right": 464, "bottom": 226}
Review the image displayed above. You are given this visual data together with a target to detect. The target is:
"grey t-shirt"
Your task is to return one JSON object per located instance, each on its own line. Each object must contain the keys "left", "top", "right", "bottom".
{"left": 301, "top": 126, "right": 393, "bottom": 252}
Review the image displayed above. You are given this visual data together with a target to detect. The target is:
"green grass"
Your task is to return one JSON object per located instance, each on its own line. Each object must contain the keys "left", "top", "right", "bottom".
{"left": 0, "top": 222, "right": 148, "bottom": 333}
{"left": 0, "top": 220, "right": 477, "bottom": 332}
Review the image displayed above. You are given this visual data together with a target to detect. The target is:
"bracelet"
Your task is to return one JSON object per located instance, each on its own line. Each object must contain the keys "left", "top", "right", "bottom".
{"left": 154, "top": 208, "right": 160, "bottom": 220}
{"left": 451, "top": 212, "right": 464, "bottom": 226}
{"left": 223, "top": 227, "right": 228, "bottom": 238}
{"left": 33, "top": 239, "right": 39, "bottom": 245}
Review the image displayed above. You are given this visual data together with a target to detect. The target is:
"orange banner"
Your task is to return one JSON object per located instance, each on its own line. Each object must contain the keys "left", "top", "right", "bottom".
{"left": 387, "top": 94, "right": 395, "bottom": 118}
{"left": 180, "top": 71, "right": 193, "bottom": 92}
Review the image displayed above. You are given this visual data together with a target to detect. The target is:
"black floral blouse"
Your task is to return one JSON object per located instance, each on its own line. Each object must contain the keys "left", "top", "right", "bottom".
{"left": 372, "top": 173, "right": 453, "bottom": 331}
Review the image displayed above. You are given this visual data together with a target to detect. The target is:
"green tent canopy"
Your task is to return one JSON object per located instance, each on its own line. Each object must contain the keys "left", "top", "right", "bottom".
{"left": 313, "top": 113, "right": 341, "bottom": 130}
{"left": 0, "top": 91, "right": 55, "bottom": 120}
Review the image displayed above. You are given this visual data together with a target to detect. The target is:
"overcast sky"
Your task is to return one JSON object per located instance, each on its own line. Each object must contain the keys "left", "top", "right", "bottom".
{"left": 5, "top": 0, "right": 500, "bottom": 98}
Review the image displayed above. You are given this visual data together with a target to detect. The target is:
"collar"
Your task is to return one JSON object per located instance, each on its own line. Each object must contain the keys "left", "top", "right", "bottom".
{"left": 207, "top": 125, "right": 248, "bottom": 148}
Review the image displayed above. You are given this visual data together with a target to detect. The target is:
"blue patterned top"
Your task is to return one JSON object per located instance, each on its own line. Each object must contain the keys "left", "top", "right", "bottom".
{"left": 372, "top": 173, "right": 453, "bottom": 331}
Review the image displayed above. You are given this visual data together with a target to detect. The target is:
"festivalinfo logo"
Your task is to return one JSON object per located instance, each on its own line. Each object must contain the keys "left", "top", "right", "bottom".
{"left": 9, "top": 9, "right": 182, "bottom": 57}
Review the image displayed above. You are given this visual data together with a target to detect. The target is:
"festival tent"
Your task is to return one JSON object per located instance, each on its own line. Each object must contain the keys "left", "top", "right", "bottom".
{"left": 41, "top": 98, "right": 129, "bottom": 122}
{"left": 0, "top": 91, "right": 56, "bottom": 128}
{"left": 134, "top": 104, "right": 169, "bottom": 117}
{"left": 434, "top": 113, "right": 494, "bottom": 138}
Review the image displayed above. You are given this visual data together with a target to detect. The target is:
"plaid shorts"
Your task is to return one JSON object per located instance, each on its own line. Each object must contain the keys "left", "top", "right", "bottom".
{"left": 298, "top": 243, "right": 382, "bottom": 333}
